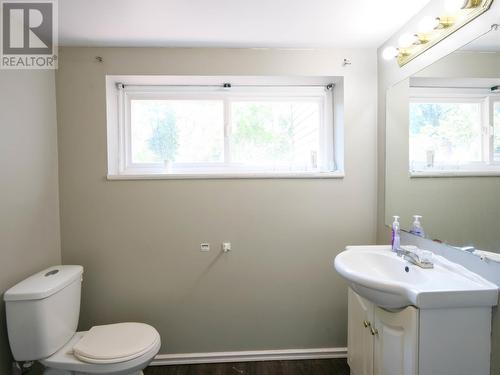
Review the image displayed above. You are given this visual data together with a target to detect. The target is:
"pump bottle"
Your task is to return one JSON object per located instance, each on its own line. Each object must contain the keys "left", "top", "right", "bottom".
{"left": 391, "top": 216, "right": 400, "bottom": 251}
{"left": 410, "top": 215, "right": 425, "bottom": 237}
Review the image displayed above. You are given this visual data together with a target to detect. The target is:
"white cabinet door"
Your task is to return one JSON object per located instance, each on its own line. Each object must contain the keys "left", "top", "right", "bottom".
{"left": 373, "top": 305, "right": 418, "bottom": 375}
{"left": 348, "top": 288, "right": 374, "bottom": 375}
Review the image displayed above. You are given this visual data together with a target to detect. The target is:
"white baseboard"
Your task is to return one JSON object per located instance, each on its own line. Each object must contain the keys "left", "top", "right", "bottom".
{"left": 150, "top": 347, "right": 348, "bottom": 366}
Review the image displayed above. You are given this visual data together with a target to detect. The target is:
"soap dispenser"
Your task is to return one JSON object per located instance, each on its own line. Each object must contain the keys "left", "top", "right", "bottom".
{"left": 391, "top": 216, "right": 400, "bottom": 251}
{"left": 410, "top": 215, "right": 425, "bottom": 238}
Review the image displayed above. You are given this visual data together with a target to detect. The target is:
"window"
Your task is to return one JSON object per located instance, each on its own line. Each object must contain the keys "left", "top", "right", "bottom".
{"left": 107, "top": 78, "right": 340, "bottom": 179}
{"left": 409, "top": 89, "right": 500, "bottom": 176}
{"left": 130, "top": 100, "right": 224, "bottom": 164}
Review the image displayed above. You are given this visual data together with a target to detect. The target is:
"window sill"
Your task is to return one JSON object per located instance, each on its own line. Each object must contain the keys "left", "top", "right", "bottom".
{"left": 410, "top": 170, "right": 500, "bottom": 178}
{"left": 107, "top": 171, "right": 345, "bottom": 180}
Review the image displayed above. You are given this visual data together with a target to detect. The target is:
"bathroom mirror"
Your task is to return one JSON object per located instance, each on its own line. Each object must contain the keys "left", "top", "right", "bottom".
{"left": 385, "top": 26, "right": 500, "bottom": 259}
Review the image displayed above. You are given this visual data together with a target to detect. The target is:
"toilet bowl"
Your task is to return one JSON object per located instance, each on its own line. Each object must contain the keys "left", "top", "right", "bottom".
{"left": 4, "top": 266, "right": 161, "bottom": 375}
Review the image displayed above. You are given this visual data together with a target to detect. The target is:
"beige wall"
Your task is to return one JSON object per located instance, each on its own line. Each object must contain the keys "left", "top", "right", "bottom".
{"left": 0, "top": 71, "right": 61, "bottom": 373}
{"left": 56, "top": 47, "right": 378, "bottom": 354}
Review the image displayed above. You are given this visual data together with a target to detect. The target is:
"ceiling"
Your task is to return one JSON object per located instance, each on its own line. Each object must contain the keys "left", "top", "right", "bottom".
{"left": 460, "top": 29, "right": 500, "bottom": 52}
{"left": 59, "top": 0, "right": 430, "bottom": 48}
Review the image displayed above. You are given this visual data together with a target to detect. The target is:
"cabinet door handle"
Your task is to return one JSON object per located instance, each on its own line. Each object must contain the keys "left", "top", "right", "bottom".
{"left": 363, "top": 320, "right": 371, "bottom": 328}
{"left": 370, "top": 326, "right": 379, "bottom": 336}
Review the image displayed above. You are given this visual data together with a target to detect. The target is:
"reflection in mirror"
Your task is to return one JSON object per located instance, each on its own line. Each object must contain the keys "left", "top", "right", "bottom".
{"left": 385, "top": 26, "right": 500, "bottom": 260}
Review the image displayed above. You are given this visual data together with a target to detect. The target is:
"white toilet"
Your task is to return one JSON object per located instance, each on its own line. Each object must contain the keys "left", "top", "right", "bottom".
{"left": 4, "top": 265, "right": 161, "bottom": 375}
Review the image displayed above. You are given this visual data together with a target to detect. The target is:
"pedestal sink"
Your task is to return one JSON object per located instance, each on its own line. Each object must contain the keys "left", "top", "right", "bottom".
{"left": 334, "top": 245, "right": 498, "bottom": 309}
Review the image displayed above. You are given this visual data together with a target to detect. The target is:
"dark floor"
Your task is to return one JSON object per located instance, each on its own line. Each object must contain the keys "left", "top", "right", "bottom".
{"left": 145, "top": 359, "right": 350, "bottom": 375}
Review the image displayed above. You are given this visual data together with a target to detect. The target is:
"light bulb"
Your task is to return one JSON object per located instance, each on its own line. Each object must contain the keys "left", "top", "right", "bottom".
{"left": 382, "top": 46, "right": 399, "bottom": 60}
{"left": 444, "top": 0, "right": 467, "bottom": 12}
{"left": 398, "top": 33, "right": 417, "bottom": 48}
{"left": 417, "top": 16, "right": 439, "bottom": 33}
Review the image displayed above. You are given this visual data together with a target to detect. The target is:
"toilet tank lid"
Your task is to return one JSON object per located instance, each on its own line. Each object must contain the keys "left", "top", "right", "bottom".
{"left": 4, "top": 265, "right": 83, "bottom": 302}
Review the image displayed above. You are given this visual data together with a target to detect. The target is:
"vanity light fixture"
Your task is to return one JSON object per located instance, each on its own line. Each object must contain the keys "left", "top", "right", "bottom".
{"left": 382, "top": 0, "right": 495, "bottom": 66}
{"left": 417, "top": 16, "right": 440, "bottom": 33}
{"left": 435, "top": 16, "right": 456, "bottom": 28}
{"left": 398, "top": 33, "right": 418, "bottom": 48}
{"left": 444, "top": 0, "right": 468, "bottom": 12}
{"left": 382, "top": 46, "right": 399, "bottom": 60}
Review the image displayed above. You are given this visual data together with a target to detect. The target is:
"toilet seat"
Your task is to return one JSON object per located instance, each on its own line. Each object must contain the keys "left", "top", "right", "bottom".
{"left": 73, "top": 323, "right": 160, "bottom": 364}
{"left": 41, "top": 325, "right": 161, "bottom": 374}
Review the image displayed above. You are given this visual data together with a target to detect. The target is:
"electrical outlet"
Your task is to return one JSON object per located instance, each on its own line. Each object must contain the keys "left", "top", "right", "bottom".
{"left": 200, "top": 243, "right": 210, "bottom": 252}
{"left": 222, "top": 242, "right": 231, "bottom": 252}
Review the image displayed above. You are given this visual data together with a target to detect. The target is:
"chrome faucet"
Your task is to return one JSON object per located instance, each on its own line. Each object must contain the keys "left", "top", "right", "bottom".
{"left": 395, "top": 248, "right": 434, "bottom": 269}
{"left": 459, "top": 246, "right": 476, "bottom": 253}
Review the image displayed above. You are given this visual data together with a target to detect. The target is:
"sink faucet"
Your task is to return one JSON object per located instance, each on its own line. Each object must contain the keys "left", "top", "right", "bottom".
{"left": 395, "top": 248, "right": 434, "bottom": 269}
{"left": 459, "top": 246, "right": 476, "bottom": 253}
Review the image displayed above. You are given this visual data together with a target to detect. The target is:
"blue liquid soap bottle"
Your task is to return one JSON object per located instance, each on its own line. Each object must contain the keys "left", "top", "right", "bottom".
{"left": 410, "top": 215, "right": 425, "bottom": 237}
{"left": 391, "top": 216, "right": 400, "bottom": 251}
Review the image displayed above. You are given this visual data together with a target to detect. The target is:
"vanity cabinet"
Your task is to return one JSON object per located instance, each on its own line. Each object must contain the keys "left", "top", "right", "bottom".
{"left": 347, "top": 288, "right": 374, "bottom": 375}
{"left": 348, "top": 288, "right": 418, "bottom": 375}
{"left": 347, "top": 288, "right": 492, "bottom": 375}
{"left": 373, "top": 301, "right": 418, "bottom": 375}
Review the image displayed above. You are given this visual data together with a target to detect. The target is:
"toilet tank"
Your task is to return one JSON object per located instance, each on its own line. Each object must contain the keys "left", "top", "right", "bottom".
{"left": 4, "top": 265, "right": 83, "bottom": 361}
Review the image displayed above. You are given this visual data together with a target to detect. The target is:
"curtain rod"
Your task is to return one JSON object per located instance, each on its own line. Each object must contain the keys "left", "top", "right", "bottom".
{"left": 117, "top": 83, "right": 334, "bottom": 90}
{"left": 411, "top": 85, "right": 496, "bottom": 90}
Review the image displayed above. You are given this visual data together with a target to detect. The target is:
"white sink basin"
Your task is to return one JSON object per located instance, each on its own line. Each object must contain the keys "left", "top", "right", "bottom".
{"left": 334, "top": 245, "right": 499, "bottom": 309}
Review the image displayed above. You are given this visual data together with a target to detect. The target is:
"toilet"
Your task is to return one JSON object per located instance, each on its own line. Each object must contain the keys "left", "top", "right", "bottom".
{"left": 4, "top": 265, "right": 161, "bottom": 375}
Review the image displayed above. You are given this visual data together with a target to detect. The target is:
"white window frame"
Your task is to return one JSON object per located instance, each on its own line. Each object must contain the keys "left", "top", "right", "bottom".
{"left": 490, "top": 98, "right": 500, "bottom": 163}
{"left": 409, "top": 87, "right": 500, "bottom": 177}
{"left": 106, "top": 76, "right": 344, "bottom": 180}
